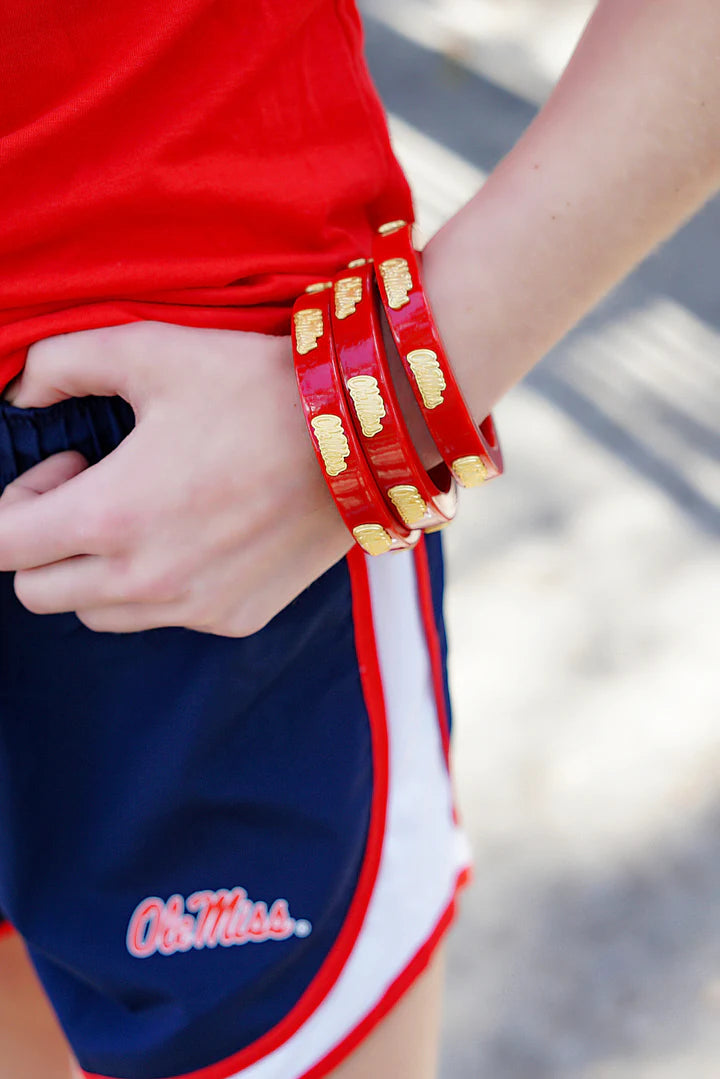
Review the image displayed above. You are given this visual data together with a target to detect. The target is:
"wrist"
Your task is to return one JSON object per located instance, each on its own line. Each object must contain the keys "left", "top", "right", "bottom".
{"left": 419, "top": 198, "right": 545, "bottom": 428}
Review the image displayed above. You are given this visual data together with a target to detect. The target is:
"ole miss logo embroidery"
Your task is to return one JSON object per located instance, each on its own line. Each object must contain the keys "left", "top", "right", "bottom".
{"left": 126, "top": 887, "right": 312, "bottom": 959}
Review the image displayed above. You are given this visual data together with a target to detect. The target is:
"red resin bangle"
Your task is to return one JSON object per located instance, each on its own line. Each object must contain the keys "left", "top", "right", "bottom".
{"left": 331, "top": 261, "right": 457, "bottom": 532}
{"left": 372, "top": 221, "right": 503, "bottom": 487}
{"left": 291, "top": 283, "right": 420, "bottom": 556}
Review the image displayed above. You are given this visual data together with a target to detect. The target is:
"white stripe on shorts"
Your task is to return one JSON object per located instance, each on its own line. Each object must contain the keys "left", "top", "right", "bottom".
{"left": 236, "top": 547, "right": 470, "bottom": 1079}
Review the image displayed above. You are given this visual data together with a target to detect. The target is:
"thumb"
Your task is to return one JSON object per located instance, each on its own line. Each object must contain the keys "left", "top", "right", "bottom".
{"left": 5, "top": 325, "right": 135, "bottom": 408}
{"left": 0, "top": 451, "right": 89, "bottom": 506}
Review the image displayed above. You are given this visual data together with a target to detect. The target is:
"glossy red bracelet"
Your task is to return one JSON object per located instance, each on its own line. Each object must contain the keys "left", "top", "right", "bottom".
{"left": 372, "top": 221, "right": 503, "bottom": 487}
{"left": 331, "top": 260, "right": 457, "bottom": 532}
{"left": 292, "top": 283, "right": 420, "bottom": 556}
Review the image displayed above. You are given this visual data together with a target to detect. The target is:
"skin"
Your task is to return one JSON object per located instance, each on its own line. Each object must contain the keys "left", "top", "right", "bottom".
{"left": 422, "top": 0, "right": 720, "bottom": 417}
{"left": 0, "top": 931, "right": 444, "bottom": 1079}
{"left": 0, "top": 932, "right": 78, "bottom": 1079}
{"left": 1, "top": 0, "right": 719, "bottom": 1073}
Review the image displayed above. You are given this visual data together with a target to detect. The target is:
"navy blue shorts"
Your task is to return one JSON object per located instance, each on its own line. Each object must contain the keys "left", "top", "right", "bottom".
{"left": 0, "top": 395, "right": 469, "bottom": 1079}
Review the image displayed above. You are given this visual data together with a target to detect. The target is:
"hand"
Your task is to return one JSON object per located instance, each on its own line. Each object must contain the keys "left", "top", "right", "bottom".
{"left": 0, "top": 321, "right": 351, "bottom": 635}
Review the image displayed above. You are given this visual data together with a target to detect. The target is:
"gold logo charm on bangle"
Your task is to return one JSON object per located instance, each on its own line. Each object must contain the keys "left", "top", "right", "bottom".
{"left": 311, "top": 414, "right": 350, "bottom": 476}
{"left": 293, "top": 308, "right": 324, "bottom": 355}
{"left": 388, "top": 485, "right": 428, "bottom": 527}
{"left": 346, "top": 376, "right": 386, "bottom": 437}
{"left": 378, "top": 258, "right": 413, "bottom": 309}
{"left": 335, "top": 277, "right": 363, "bottom": 320}
{"left": 452, "top": 455, "right": 488, "bottom": 487}
{"left": 378, "top": 220, "right": 407, "bottom": 236}
{"left": 353, "top": 523, "right": 394, "bottom": 555}
{"left": 406, "top": 349, "right": 446, "bottom": 409}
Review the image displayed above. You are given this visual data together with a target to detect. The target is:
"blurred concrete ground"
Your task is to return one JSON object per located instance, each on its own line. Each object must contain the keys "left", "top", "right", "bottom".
{"left": 358, "top": 3, "right": 720, "bottom": 1076}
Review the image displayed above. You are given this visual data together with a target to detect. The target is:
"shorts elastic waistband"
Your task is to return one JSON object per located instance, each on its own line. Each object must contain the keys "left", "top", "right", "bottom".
{"left": 0, "top": 395, "right": 134, "bottom": 491}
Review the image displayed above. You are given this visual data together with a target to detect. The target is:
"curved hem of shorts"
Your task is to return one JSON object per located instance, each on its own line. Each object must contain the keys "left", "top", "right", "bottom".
{"left": 0, "top": 920, "right": 16, "bottom": 942}
{"left": 80, "top": 550, "right": 391, "bottom": 1079}
{"left": 298, "top": 863, "right": 472, "bottom": 1079}
{"left": 79, "top": 867, "right": 471, "bottom": 1079}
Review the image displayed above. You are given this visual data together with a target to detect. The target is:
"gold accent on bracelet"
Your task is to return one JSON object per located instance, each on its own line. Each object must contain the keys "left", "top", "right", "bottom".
{"left": 378, "top": 258, "right": 413, "bottom": 309}
{"left": 311, "top": 414, "right": 350, "bottom": 476}
{"left": 335, "top": 276, "right": 363, "bottom": 320}
{"left": 378, "top": 220, "right": 407, "bottom": 236}
{"left": 346, "top": 376, "right": 386, "bottom": 438}
{"left": 293, "top": 308, "right": 324, "bottom": 354}
{"left": 388, "top": 485, "right": 428, "bottom": 527}
{"left": 406, "top": 349, "right": 446, "bottom": 409}
{"left": 353, "top": 523, "right": 394, "bottom": 555}
{"left": 305, "top": 281, "right": 333, "bottom": 294}
{"left": 347, "top": 257, "right": 371, "bottom": 268}
{"left": 452, "top": 455, "right": 488, "bottom": 487}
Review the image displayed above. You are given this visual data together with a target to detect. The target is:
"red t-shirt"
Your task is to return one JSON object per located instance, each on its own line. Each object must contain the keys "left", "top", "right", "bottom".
{"left": 0, "top": 0, "right": 412, "bottom": 391}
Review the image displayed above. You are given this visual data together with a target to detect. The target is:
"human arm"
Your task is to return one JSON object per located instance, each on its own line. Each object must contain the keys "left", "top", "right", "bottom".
{"left": 421, "top": 0, "right": 720, "bottom": 425}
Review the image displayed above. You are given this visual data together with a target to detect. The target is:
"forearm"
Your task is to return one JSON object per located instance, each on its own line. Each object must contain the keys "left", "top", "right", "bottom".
{"left": 422, "top": 0, "right": 720, "bottom": 421}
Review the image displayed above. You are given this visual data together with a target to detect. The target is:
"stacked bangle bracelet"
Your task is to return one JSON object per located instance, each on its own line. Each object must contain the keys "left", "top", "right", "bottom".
{"left": 331, "top": 261, "right": 457, "bottom": 532}
{"left": 290, "top": 220, "right": 504, "bottom": 556}
{"left": 292, "top": 284, "right": 421, "bottom": 556}
{"left": 373, "top": 220, "right": 503, "bottom": 488}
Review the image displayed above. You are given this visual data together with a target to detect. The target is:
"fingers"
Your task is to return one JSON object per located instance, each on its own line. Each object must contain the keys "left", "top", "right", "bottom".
{"left": 0, "top": 456, "right": 121, "bottom": 570}
{"left": 14, "top": 556, "right": 127, "bottom": 615}
{"left": 14, "top": 548, "right": 188, "bottom": 618}
{"left": 74, "top": 603, "right": 183, "bottom": 634}
{"left": 0, "top": 452, "right": 88, "bottom": 506}
{"left": 6, "top": 325, "right": 136, "bottom": 408}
